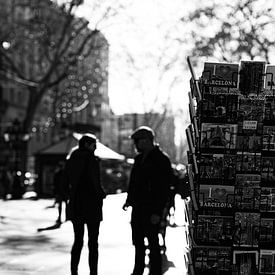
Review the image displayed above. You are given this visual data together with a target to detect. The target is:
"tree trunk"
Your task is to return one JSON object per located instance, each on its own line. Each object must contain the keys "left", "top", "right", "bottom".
{"left": 20, "top": 85, "right": 45, "bottom": 187}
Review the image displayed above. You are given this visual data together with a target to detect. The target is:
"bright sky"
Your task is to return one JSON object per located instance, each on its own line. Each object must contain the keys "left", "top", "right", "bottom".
{"left": 77, "top": 0, "right": 194, "bottom": 116}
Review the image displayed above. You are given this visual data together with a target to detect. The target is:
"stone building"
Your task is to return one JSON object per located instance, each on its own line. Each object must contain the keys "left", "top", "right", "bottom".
{"left": 0, "top": 0, "right": 112, "bottom": 171}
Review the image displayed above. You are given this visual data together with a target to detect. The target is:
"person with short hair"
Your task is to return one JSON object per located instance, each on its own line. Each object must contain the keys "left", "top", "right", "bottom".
{"left": 123, "top": 126, "right": 173, "bottom": 275}
{"left": 64, "top": 134, "right": 106, "bottom": 275}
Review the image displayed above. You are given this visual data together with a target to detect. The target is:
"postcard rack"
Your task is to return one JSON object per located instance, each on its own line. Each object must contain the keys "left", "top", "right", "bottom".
{"left": 186, "top": 57, "right": 275, "bottom": 275}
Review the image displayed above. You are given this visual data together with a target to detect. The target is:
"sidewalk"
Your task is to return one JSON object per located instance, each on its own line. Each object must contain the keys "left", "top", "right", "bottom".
{"left": 0, "top": 193, "right": 189, "bottom": 274}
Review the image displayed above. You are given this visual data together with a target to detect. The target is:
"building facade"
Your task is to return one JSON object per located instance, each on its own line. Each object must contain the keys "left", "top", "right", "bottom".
{"left": 0, "top": 0, "right": 112, "bottom": 171}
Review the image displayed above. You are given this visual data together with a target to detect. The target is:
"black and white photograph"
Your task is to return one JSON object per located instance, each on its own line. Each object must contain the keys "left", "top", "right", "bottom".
{"left": 233, "top": 250, "right": 259, "bottom": 275}
{"left": 263, "top": 126, "right": 275, "bottom": 151}
{"left": 262, "top": 156, "right": 275, "bottom": 182}
{"left": 236, "top": 134, "right": 262, "bottom": 152}
{"left": 235, "top": 174, "right": 261, "bottom": 186}
{"left": 260, "top": 218, "right": 275, "bottom": 244}
{"left": 238, "top": 97, "right": 265, "bottom": 122}
{"left": 238, "top": 60, "right": 266, "bottom": 95}
{"left": 199, "top": 153, "right": 236, "bottom": 181}
{"left": 235, "top": 174, "right": 261, "bottom": 209}
{"left": 236, "top": 152, "right": 262, "bottom": 173}
{"left": 200, "top": 123, "right": 238, "bottom": 150}
{"left": 1, "top": 1, "right": 275, "bottom": 274}
{"left": 234, "top": 186, "right": 261, "bottom": 210}
{"left": 199, "top": 184, "right": 235, "bottom": 209}
{"left": 194, "top": 246, "right": 232, "bottom": 274}
{"left": 233, "top": 212, "right": 260, "bottom": 247}
{"left": 196, "top": 215, "right": 234, "bottom": 245}
{"left": 200, "top": 93, "right": 239, "bottom": 123}
{"left": 260, "top": 187, "right": 275, "bottom": 212}
{"left": 264, "top": 96, "right": 275, "bottom": 121}
{"left": 265, "top": 65, "right": 275, "bottom": 90}
{"left": 260, "top": 250, "right": 275, "bottom": 274}
{"left": 202, "top": 62, "right": 239, "bottom": 87}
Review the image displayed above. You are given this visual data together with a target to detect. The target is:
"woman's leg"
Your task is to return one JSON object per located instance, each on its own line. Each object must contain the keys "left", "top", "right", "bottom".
{"left": 87, "top": 221, "right": 101, "bottom": 275}
{"left": 71, "top": 221, "right": 85, "bottom": 275}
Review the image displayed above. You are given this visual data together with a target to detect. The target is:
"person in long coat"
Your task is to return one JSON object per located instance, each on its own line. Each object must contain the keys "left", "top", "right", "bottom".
{"left": 64, "top": 134, "right": 106, "bottom": 275}
{"left": 123, "top": 126, "right": 173, "bottom": 275}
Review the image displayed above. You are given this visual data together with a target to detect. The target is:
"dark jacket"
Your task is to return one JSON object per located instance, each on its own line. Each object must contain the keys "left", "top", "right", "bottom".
{"left": 64, "top": 147, "right": 106, "bottom": 223}
{"left": 126, "top": 145, "right": 172, "bottom": 217}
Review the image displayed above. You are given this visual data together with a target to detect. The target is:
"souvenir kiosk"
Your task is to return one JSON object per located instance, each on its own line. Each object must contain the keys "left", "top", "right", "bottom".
{"left": 185, "top": 57, "right": 275, "bottom": 274}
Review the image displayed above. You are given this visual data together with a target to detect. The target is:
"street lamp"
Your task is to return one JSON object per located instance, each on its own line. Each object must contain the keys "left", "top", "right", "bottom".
{"left": 4, "top": 118, "right": 30, "bottom": 199}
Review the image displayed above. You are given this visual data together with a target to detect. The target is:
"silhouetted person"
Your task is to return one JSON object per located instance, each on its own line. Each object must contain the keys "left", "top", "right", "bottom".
{"left": 0, "top": 166, "right": 11, "bottom": 200}
{"left": 53, "top": 161, "right": 66, "bottom": 224}
{"left": 64, "top": 134, "right": 106, "bottom": 275}
{"left": 11, "top": 171, "right": 24, "bottom": 199}
{"left": 123, "top": 126, "right": 173, "bottom": 275}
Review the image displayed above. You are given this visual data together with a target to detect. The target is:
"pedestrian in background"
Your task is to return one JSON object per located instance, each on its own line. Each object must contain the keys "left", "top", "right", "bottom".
{"left": 123, "top": 126, "right": 173, "bottom": 275}
{"left": 53, "top": 161, "right": 66, "bottom": 225}
{"left": 64, "top": 134, "right": 106, "bottom": 275}
{"left": 0, "top": 166, "right": 11, "bottom": 200}
{"left": 11, "top": 170, "right": 24, "bottom": 199}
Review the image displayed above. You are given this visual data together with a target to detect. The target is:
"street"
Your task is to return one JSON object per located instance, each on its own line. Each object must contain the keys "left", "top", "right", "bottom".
{"left": 0, "top": 193, "right": 189, "bottom": 275}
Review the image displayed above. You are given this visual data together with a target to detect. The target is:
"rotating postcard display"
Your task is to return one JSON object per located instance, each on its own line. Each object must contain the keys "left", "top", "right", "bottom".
{"left": 186, "top": 57, "right": 275, "bottom": 275}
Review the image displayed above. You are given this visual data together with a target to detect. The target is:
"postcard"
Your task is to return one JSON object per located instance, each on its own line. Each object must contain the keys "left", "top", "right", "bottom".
{"left": 202, "top": 62, "right": 239, "bottom": 87}
{"left": 263, "top": 126, "right": 275, "bottom": 151}
{"left": 260, "top": 187, "right": 275, "bottom": 212}
{"left": 200, "top": 123, "right": 238, "bottom": 149}
{"left": 200, "top": 93, "right": 239, "bottom": 122}
{"left": 234, "top": 187, "right": 261, "bottom": 210}
{"left": 235, "top": 174, "right": 261, "bottom": 187}
{"left": 265, "top": 65, "right": 275, "bottom": 89}
{"left": 259, "top": 250, "right": 275, "bottom": 274}
{"left": 264, "top": 96, "right": 275, "bottom": 121}
{"left": 196, "top": 215, "right": 234, "bottom": 244}
{"left": 238, "top": 97, "right": 265, "bottom": 122}
{"left": 236, "top": 134, "right": 262, "bottom": 152}
{"left": 260, "top": 218, "right": 275, "bottom": 243}
{"left": 194, "top": 246, "right": 231, "bottom": 273}
{"left": 233, "top": 212, "right": 260, "bottom": 247}
{"left": 199, "top": 153, "right": 236, "bottom": 180}
{"left": 261, "top": 156, "right": 275, "bottom": 182}
{"left": 236, "top": 152, "right": 261, "bottom": 173}
{"left": 233, "top": 250, "right": 259, "bottom": 274}
{"left": 238, "top": 60, "right": 265, "bottom": 95}
{"left": 199, "top": 184, "right": 234, "bottom": 208}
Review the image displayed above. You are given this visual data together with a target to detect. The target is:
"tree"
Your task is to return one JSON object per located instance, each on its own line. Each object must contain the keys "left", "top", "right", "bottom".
{"left": 0, "top": 0, "right": 98, "bottom": 131}
{"left": 0, "top": 0, "right": 127, "bottom": 174}
{"left": 180, "top": 0, "right": 275, "bottom": 64}
{"left": 119, "top": 25, "right": 182, "bottom": 134}
{"left": 0, "top": 0, "right": 127, "bottom": 132}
